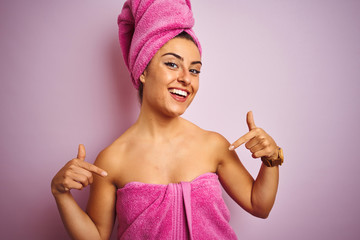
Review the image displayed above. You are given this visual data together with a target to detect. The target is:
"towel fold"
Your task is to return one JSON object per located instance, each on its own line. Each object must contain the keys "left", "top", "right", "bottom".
{"left": 116, "top": 173, "right": 237, "bottom": 240}
{"left": 118, "top": 0, "right": 202, "bottom": 89}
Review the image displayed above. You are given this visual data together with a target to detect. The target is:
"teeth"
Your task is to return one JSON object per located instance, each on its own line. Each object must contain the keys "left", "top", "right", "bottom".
{"left": 169, "top": 89, "right": 188, "bottom": 97}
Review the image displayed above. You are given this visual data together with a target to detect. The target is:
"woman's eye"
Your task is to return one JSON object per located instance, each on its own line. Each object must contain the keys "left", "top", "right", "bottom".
{"left": 165, "top": 62, "right": 178, "bottom": 68}
{"left": 190, "top": 69, "right": 200, "bottom": 75}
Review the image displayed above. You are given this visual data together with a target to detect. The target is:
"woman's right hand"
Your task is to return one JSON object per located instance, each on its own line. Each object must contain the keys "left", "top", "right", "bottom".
{"left": 51, "top": 144, "right": 108, "bottom": 196}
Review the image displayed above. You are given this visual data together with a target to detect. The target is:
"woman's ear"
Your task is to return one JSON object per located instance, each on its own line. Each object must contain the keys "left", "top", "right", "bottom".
{"left": 140, "top": 71, "right": 146, "bottom": 83}
{"left": 140, "top": 75, "right": 145, "bottom": 83}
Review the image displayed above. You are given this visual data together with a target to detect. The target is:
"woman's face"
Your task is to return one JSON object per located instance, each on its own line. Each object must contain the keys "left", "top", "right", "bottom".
{"left": 140, "top": 37, "right": 202, "bottom": 117}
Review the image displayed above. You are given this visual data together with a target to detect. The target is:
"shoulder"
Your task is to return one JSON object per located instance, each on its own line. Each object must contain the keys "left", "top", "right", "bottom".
{"left": 94, "top": 132, "right": 133, "bottom": 182}
{"left": 181, "top": 118, "right": 230, "bottom": 153}
{"left": 95, "top": 142, "right": 124, "bottom": 167}
{"left": 204, "top": 131, "right": 232, "bottom": 163}
{"left": 185, "top": 119, "right": 229, "bottom": 143}
{"left": 205, "top": 131, "right": 230, "bottom": 146}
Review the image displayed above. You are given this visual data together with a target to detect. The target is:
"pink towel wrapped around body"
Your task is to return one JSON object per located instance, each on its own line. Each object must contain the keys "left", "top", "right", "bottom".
{"left": 116, "top": 172, "right": 237, "bottom": 239}
{"left": 118, "top": 0, "right": 202, "bottom": 89}
{"left": 116, "top": 1, "right": 235, "bottom": 238}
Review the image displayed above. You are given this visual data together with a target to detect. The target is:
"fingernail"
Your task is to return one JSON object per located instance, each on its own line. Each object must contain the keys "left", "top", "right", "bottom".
{"left": 229, "top": 145, "right": 234, "bottom": 151}
{"left": 101, "top": 171, "right": 108, "bottom": 177}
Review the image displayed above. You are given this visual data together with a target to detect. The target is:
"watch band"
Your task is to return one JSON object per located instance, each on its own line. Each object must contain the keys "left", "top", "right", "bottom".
{"left": 261, "top": 147, "right": 284, "bottom": 167}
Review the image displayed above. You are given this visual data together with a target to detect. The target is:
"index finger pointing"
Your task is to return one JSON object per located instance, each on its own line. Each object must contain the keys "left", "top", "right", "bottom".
{"left": 79, "top": 161, "right": 108, "bottom": 177}
{"left": 229, "top": 130, "right": 257, "bottom": 151}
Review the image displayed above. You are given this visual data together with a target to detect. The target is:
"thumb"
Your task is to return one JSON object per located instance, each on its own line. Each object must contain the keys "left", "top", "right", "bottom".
{"left": 246, "top": 111, "right": 256, "bottom": 131}
{"left": 77, "top": 144, "right": 86, "bottom": 161}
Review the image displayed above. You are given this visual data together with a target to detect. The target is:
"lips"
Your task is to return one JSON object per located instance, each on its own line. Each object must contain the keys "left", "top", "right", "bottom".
{"left": 168, "top": 88, "right": 189, "bottom": 102}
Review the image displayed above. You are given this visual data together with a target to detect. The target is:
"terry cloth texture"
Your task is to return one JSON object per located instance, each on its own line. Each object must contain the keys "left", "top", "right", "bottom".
{"left": 116, "top": 172, "right": 237, "bottom": 240}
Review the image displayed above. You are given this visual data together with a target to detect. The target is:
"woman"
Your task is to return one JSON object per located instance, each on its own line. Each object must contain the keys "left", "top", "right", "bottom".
{"left": 51, "top": 0, "right": 283, "bottom": 239}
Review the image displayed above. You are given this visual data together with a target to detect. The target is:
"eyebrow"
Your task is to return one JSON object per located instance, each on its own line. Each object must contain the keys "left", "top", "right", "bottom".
{"left": 161, "top": 52, "right": 202, "bottom": 66}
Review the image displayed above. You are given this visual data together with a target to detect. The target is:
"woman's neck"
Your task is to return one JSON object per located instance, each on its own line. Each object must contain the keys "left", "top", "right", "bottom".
{"left": 134, "top": 104, "right": 185, "bottom": 141}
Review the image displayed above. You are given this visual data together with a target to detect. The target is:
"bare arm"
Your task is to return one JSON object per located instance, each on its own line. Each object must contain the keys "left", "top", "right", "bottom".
{"left": 217, "top": 111, "right": 280, "bottom": 218}
{"left": 51, "top": 144, "right": 115, "bottom": 240}
{"left": 53, "top": 193, "right": 103, "bottom": 240}
{"left": 86, "top": 150, "right": 118, "bottom": 240}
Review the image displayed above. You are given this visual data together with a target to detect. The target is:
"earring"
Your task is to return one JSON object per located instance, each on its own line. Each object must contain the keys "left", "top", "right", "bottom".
{"left": 140, "top": 74, "right": 145, "bottom": 83}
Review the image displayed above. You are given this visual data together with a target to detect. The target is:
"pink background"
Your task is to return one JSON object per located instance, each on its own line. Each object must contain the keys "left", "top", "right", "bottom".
{"left": 1, "top": 0, "right": 360, "bottom": 239}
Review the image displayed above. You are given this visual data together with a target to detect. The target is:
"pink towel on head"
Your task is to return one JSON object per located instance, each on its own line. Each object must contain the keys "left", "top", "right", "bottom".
{"left": 118, "top": 0, "right": 202, "bottom": 89}
{"left": 116, "top": 172, "right": 238, "bottom": 240}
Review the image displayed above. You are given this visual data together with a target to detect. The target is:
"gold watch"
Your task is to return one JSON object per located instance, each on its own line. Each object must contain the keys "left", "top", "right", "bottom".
{"left": 261, "top": 147, "right": 284, "bottom": 167}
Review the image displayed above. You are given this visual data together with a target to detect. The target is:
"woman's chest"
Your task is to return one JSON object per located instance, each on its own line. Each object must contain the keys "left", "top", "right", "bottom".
{"left": 113, "top": 142, "right": 218, "bottom": 188}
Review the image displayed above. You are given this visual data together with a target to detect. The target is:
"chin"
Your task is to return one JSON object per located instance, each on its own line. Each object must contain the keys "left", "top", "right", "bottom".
{"left": 165, "top": 104, "right": 189, "bottom": 118}
{"left": 166, "top": 109, "right": 186, "bottom": 118}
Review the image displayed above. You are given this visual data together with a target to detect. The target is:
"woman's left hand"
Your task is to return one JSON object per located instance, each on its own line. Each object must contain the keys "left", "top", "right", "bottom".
{"left": 229, "top": 111, "right": 279, "bottom": 160}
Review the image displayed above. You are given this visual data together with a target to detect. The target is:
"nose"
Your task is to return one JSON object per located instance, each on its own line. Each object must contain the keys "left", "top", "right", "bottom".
{"left": 177, "top": 68, "right": 191, "bottom": 86}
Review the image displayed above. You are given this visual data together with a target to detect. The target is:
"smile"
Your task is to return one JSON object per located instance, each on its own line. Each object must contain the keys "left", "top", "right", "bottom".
{"left": 168, "top": 88, "right": 190, "bottom": 102}
{"left": 168, "top": 88, "right": 188, "bottom": 98}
